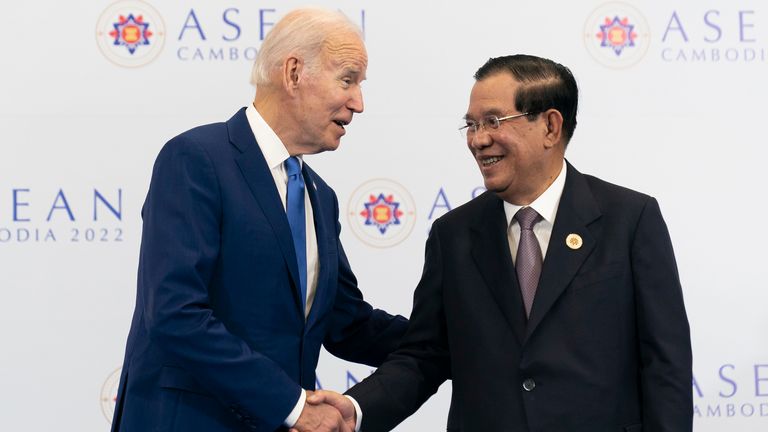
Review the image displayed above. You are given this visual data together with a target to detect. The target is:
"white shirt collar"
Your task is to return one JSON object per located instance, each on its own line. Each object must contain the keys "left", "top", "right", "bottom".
{"left": 504, "top": 161, "right": 567, "bottom": 227}
{"left": 244, "top": 103, "right": 297, "bottom": 170}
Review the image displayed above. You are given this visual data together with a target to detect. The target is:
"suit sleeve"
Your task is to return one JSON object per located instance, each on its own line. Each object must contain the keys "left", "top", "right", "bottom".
{"left": 631, "top": 197, "right": 693, "bottom": 431}
{"left": 323, "top": 190, "right": 408, "bottom": 366}
{"left": 139, "top": 137, "right": 301, "bottom": 430}
{"left": 345, "top": 220, "right": 452, "bottom": 432}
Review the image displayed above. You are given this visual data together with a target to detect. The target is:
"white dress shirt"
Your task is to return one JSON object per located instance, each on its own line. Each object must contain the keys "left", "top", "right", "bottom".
{"left": 503, "top": 161, "right": 567, "bottom": 263}
{"left": 244, "top": 104, "right": 320, "bottom": 427}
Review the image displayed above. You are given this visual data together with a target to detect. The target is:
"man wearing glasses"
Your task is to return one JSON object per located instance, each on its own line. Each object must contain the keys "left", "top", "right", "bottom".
{"left": 309, "top": 54, "right": 693, "bottom": 431}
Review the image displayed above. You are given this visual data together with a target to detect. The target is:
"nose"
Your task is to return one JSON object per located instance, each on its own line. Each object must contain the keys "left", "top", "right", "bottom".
{"left": 468, "top": 128, "right": 492, "bottom": 150}
{"left": 348, "top": 85, "right": 364, "bottom": 113}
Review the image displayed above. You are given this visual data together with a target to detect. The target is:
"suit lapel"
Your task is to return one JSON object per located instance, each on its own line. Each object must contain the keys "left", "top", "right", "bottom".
{"left": 524, "top": 162, "right": 601, "bottom": 342}
{"left": 304, "top": 166, "right": 331, "bottom": 330}
{"left": 227, "top": 108, "right": 304, "bottom": 316}
{"left": 470, "top": 193, "right": 527, "bottom": 345}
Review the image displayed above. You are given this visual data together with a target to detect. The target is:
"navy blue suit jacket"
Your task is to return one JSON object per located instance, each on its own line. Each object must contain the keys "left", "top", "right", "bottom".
{"left": 112, "top": 108, "right": 407, "bottom": 431}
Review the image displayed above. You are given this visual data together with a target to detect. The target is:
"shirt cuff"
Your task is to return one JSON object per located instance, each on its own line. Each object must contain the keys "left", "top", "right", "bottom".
{"left": 283, "top": 389, "right": 307, "bottom": 428}
{"left": 345, "top": 395, "right": 363, "bottom": 432}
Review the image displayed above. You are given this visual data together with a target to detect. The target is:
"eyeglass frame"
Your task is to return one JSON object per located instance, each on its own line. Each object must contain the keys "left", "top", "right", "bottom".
{"left": 458, "top": 111, "right": 541, "bottom": 138}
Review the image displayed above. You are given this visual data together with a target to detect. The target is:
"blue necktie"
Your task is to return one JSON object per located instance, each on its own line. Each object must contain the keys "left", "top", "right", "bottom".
{"left": 285, "top": 156, "right": 307, "bottom": 311}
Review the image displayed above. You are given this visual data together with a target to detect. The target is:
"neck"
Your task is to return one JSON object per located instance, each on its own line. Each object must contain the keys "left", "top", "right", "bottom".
{"left": 501, "top": 158, "right": 564, "bottom": 206}
{"left": 253, "top": 91, "right": 302, "bottom": 156}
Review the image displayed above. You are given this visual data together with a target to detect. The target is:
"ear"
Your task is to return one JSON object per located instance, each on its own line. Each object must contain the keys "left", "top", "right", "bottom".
{"left": 542, "top": 109, "right": 564, "bottom": 149}
{"left": 281, "top": 55, "right": 304, "bottom": 95}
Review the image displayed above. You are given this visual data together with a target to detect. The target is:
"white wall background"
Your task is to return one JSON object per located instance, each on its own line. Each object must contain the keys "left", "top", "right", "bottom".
{"left": 1, "top": 0, "right": 766, "bottom": 430}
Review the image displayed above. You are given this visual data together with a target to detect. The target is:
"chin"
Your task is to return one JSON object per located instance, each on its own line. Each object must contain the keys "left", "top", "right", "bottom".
{"left": 482, "top": 180, "right": 498, "bottom": 192}
{"left": 483, "top": 179, "right": 507, "bottom": 194}
{"left": 310, "top": 139, "right": 340, "bottom": 154}
{"left": 481, "top": 174, "right": 497, "bottom": 189}
{"left": 325, "top": 140, "right": 341, "bottom": 152}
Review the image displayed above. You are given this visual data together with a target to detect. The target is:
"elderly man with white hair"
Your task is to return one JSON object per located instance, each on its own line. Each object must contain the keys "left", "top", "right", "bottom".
{"left": 111, "top": 8, "right": 407, "bottom": 432}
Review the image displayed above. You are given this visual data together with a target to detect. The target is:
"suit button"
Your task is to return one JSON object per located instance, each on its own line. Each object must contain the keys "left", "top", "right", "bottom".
{"left": 522, "top": 378, "right": 536, "bottom": 392}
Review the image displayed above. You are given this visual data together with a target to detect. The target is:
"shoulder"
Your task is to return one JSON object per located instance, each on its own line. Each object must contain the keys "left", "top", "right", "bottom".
{"left": 573, "top": 169, "right": 667, "bottom": 234}
{"left": 161, "top": 122, "right": 228, "bottom": 155}
{"left": 151, "top": 122, "right": 233, "bottom": 174}
{"left": 580, "top": 172, "right": 655, "bottom": 214}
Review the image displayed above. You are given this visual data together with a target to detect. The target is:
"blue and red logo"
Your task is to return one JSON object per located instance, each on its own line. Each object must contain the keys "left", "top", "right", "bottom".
{"left": 348, "top": 179, "right": 416, "bottom": 248}
{"left": 584, "top": 3, "right": 650, "bottom": 68}
{"left": 597, "top": 16, "right": 637, "bottom": 56}
{"left": 109, "top": 13, "right": 153, "bottom": 55}
{"left": 360, "top": 193, "right": 404, "bottom": 234}
{"left": 96, "top": 1, "right": 166, "bottom": 67}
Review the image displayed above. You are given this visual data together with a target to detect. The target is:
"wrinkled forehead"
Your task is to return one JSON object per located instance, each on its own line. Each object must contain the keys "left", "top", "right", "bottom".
{"left": 321, "top": 31, "right": 368, "bottom": 69}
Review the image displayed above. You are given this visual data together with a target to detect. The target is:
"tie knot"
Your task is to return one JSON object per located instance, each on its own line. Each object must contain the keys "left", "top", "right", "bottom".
{"left": 514, "top": 207, "right": 541, "bottom": 230}
{"left": 285, "top": 156, "right": 301, "bottom": 177}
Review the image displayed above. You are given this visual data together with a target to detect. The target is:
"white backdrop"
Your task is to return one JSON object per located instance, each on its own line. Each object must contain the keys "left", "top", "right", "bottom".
{"left": 1, "top": 0, "right": 767, "bottom": 430}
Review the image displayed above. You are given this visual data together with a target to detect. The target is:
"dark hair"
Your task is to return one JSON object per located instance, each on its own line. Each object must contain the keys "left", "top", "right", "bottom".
{"left": 474, "top": 54, "right": 578, "bottom": 144}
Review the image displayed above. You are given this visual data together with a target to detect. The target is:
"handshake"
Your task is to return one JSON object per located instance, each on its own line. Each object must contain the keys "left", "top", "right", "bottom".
{"left": 290, "top": 390, "right": 358, "bottom": 432}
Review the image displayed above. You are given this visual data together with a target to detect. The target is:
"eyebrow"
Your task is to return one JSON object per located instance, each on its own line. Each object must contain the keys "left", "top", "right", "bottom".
{"left": 341, "top": 68, "right": 366, "bottom": 82}
{"left": 464, "top": 108, "right": 505, "bottom": 120}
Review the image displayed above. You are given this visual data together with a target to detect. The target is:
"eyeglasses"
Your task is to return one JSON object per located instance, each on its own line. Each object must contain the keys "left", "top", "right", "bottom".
{"left": 458, "top": 112, "right": 538, "bottom": 139}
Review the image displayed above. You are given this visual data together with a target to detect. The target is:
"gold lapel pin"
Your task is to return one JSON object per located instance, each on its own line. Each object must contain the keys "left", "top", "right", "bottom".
{"left": 566, "top": 233, "right": 583, "bottom": 250}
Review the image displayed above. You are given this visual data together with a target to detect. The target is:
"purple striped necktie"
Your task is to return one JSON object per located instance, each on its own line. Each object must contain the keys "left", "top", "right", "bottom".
{"left": 514, "top": 206, "right": 543, "bottom": 318}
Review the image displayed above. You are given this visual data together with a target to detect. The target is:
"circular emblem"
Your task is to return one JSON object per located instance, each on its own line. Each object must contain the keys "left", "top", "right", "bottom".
{"left": 583, "top": 2, "right": 650, "bottom": 68}
{"left": 100, "top": 367, "right": 122, "bottom": 423}
{"left": 566, "top": 233, "right": 583, "bottom": 250}
{"left": 96, "top": 1, "right": 166, "bottom": 68}
{"left": 347, "top": 179, "right": 416, "bottom": 248}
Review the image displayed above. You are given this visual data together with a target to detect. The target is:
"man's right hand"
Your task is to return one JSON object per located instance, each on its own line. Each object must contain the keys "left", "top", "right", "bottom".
{"left": 290, "top": 399, "right": 352, "bottom": 432}
{"left": 305, "top": 390, "right": 356, "bottom": 431}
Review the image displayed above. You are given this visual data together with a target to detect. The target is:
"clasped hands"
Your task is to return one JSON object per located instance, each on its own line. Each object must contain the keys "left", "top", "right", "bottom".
{"left": 289, "top": 390, "right": 356, "bottom": 432}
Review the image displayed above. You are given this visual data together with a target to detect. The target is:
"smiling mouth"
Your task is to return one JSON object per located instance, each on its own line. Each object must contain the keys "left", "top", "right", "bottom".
{"left": 333, "top": 120, "right": 349, "bottom": 128}
{"left": 480, "top": 156, "right": 503, "bottom": 167}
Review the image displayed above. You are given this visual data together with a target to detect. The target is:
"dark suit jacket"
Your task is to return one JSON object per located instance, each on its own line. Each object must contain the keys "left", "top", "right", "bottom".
{"left": 111, "top": 108, "right": 407, "bottom": 432}
{"left": 347, "top": 162, "right": 692, "bottom": 432}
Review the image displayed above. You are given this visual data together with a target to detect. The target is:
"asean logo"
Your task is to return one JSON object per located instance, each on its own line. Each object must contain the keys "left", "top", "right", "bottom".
{"left": 100, "top": 367, "right": 121, "bottom": 423}
{"left": 96, "top": 1, "right": 166, "bottom": 67}
{"left": 347, "top": 179, "right": 416, "bottom": 248}
{"left": 584, "top": 2, "right": 650, "bottom": 68}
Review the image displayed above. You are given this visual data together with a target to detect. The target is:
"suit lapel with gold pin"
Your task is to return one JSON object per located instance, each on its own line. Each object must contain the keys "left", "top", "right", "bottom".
{"left": 524, "top": 163, "right": 601, "bottom": 342}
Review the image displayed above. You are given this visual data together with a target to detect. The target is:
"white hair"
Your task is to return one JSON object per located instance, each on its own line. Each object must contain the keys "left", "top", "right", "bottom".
{"left": 250, "top": 8, "right": 363, "bottom": 86}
